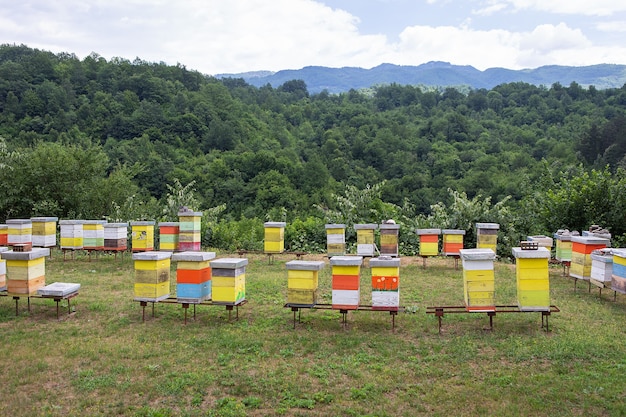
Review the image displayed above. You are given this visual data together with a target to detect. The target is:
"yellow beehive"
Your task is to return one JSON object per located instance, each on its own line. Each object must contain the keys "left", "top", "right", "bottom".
{"left": 3, "top": 248, "right": 50, "bottom": 295}
{"left": 286, "top": 260, "right": 326, "bottom": 306}
{"left": 325, "top": 224, "right": 346, "bottom": 256}
{"left": 512, "top": 246, "right": 551, "bottom": 311}
{"left": 416, "top": 228, "right": 441, "bottom": 256}
{"left": 554, "top": 231, "right": 574, "bottom": 262}
{"left": 31, "top": 217, "right": 58, "bottom": 247}
{"left": 264, "top": 222, "right": 286, "bottom": 254}
{"left": 460, "top": 248, "right": 496, "bottom": 311}
{"left": 7, "top": 219, "right": 32, "bottom": 246}
{"left": 442, "top": 229, "right": 465, "bottom": 256}
{"left": 354, "top": 224, "right": 377, "bottom": 257}
{"left": 379, "top": 223, "right": 400, "bottom": 257}
{"left": 132, "top": 251, "right": 172, "bottom": 302}
{"left": 570, "top": 236, "right": 609, "bottom": 280}
{"left": 178, "top": 209, "right": 202, "bottom": 251}
{"left": 476, "top": 223, "right": 500, "bottom": 254}
{"left": 131, "top": 221, "right": 155, "bottom": 252}
{"left": 59, "top": 220, "right": 84, "bottom": 250}
{"left": 211, "top": 258, "right": 248, "bottom": 304}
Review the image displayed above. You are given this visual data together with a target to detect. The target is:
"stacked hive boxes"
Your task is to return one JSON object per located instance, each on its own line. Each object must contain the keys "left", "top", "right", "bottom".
{"left": 83, "top": 220, "right": 106, "bottom": 251}
{"left": 3, "top": 248, "right": 50, "bottom": 295}
{"left": 172, "top": 251, "right": 216, "bottom": 303}
{"left": 379, "top": 223, "right": 400, "bottom": 257}
{"left": 611, "top": 250, "right": 626, "bottom": 295}
{"left": 442, "top": 229, "right": 465, "bottom": 256}
{"left": 0, "top": 247, "right": 7, "bottom": 291}
{"left": 554, "top": 230, "right": 576, "bottom": 262}
{"left": 370, "top": 256, "right": 400, "bottom": 311}
{"left": 325, "top": 224, "right": 346, "bottom": 256}
{"left": 264, "top": 222, "right": 286, "bottom": 254}
{"left": 7, "top": 219, "right": 32, "bottom": 248}
{"left": 590, "top": 248, "right": 614, "bottom": 289}
{"left": 31, "top": 217, "right": 58, "bottom": 248}
{"left": 330, "top": 256, "right": 363, "bottom": 310}
{"left": 416, "top": 229, "right": 441, "bottom": 257}
{"left": 104, "top": 223, "right": 128, "bottom": 251}
{"left": 459, "top": 248, "right": 496, "bottom": 312}
{"left": 512, "top": 246, "right": 551, "bottom": 311}
{"left": 476, "top": 223, "right": 500, "bottom": 253}
{"left": 211, "top": 258, "right": 247, "bottom": 305}
{"left": 159, "top": 222, "right": 179, "bottom": 252}
{"left": 0, "top": 224, "right": 7, "bottom": 245}
{"left": 59, "top": 220, "right": 84, "bottom": 250}
{"left": 354, "top": 224, "right": 377, "bottom": 257}
{"left": 132, "top": 251, "right": 172, "bottom": 302}
{"left": 570, "top": 236, "right": 610, "bottom": 281}
{"left": 285, "top": 260, "right": 326, "bottom": 307}
{"left": 131, "top": 221, "right": 155, "bottom": 252}
{"left": 178, "top": 210, "right": 202, "bottom": 251}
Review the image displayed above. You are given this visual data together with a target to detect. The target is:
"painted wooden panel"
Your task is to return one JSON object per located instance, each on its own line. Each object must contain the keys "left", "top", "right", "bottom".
{"left": 210, "top": 258, "right": 248, "bottom": 304}
{"left": 442, "top": 229, "right": 465, "bottom": 255}
{"left": 325, "top": 224, "right": 346, "bottom": 256}
{"left": 132, "top": 251, "right": 171, "bottom": 301}
{"left": 379, "top": 223, "right": 400, "bottom": 256}
{"left": 286, "top": 260, "right": 325, "bottom": 306}
{"left": 354, "top": 224, "right": 377, "bottom": 257}
{"left": 159, "top": 222, "right": 179, "bottom": 252}
{"left": 3, "top": 248, "right": 49, "bottom": 295}
{"left": 513, "top": 246, "right": 550, "bottom": 311}
{"left": 130, "top": 221, "right": 155, "bottom": 252}
{"left": 330, "top": 256, "right": 362, "bottom": 309}
{"left": 264, "top": 222, "right": 286, "bottom": 254}
{"left": 460, "top": 248, "right": 496, "bottom": 311}
{"left": 0, "top": 224, "right": 7, "bottom": 245}
{"left": 569, "top": 236, "right": 609, "bottom": 280}
{"left": 416, "top": 229, "right": 441, "bottom": 256}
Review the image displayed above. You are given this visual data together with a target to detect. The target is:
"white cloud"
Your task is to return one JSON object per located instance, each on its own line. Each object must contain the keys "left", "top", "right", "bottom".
{"left": 596, "top": 20, "right": 626, "bottom": 32}
{"left": 500, "top": 0, "right": 626, "bottom": 16}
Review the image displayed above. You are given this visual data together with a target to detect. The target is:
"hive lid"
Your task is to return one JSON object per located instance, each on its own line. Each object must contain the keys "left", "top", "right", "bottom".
{"left": 325, "top": 224, "right": 345, "bottom": 229}
{"left": 591, "top": 248, "right": 615, "bottom": 262}
{"left": 1, "top": 247, "right": 50, "bottom": 260}
{"left": 6, "top": 219, "right": 32, "bottom": 225}
{"left": 330, "top": 255, "right": 363, "bottom": 266}
{"left": 158, "top": 222, "right": 179, "bottom": 226}
{"left": 512, "top": 247, "right": 550, "bottom": 258}
{"left": 210, "top": 258, "right": 249, "bottom": 268}
{"left": 83, "top": 220, "right": 107, "bottom": 225}
{"left": 379, "top": 223, "right": 400, "bottom": 230}
{"left": 571, "top": 235, "right": 610, "bottom": 245}
{"left": 369, "top": 257, "right": 401, "bottom": 267}
{"left": 264, "top": 222, "right": 286, "bottom": 227}
{"left": 285, "top": 260, "right": 326, "bottom": 270}
{"left": 31, "top": 217, "right": 59, "bottom": 222}
{"left": 104, "top": 223, "right": 128, "bottom": 227}
{"left": 132, "top": 251, "right": 172, "bottom": 261}
{"left": 459, "top": 248, "right": 496, "bottom": 260}
{"left": 172, "top": 251, "right": 216, "bottom": 262}
{"left": 416, "top": 228, "right": 441, "bottom": 235}
{"left": 442, "top": 229, "right": 466, "bottom": 235}
{"left": 353, "top": 224, "right": 377, "bottom": 230}
{"left": 178, "top": 210, "right": 203, "bottom": 217}
{"left": 59, "top": 219, "right": 85, "bottom": 225}
{"left": 37, "top": 282, "right": 81, "bottom": 297}
{"left": 476, "top": 223, "right": 500, "bottom": 229}
{"left": 130, "top": 221, "right": 156, "bottom": 226}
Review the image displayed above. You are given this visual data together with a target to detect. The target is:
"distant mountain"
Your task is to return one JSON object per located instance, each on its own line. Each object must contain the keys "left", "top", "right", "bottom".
{"left": 216, "top": 62, "right": 626, "bottom": 93}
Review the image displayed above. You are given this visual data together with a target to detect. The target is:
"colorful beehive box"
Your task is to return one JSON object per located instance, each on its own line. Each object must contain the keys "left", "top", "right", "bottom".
{"left": 354, "top": 224, "right": 377, "bottom": 257}
{"left": 31, "top": 217, "right": 58, "bottom": 247}
{"left": 527, "top": 235, "right": 553, "bottom": 250}
{"left": 442, "top": 229, "right": 465, "bottom": 256}
{"left": 325, "top": 224, "right": 346, "bottom": 256}
{"left": 590, "top": 248, "right": 614, "bottom": 289}
{"left": 285, "top": 260, "right": 326, "bottom": 307}
{"left": 59, "top": 220, "right": 84, "bottom": 250}
{"left": 178, "top": 210, "right": 202, "bottom": 251}
{"left": 554, "top": 231, "right": 575, "bottom": 262}
{"left": 0, "top": 224, "right": 7, "bottom": 245}
{"left": 172, "top": 251, "right": 216, "bottom": 303}
{"left": 7, "top": 219, "right": 33, "bottom": 247}
{"left": 3, "top": 248, "right": 50, "bottom": 295}
{"left": 132, "top": 251, "right": 172, "bottom": 302}
{"left": 330, "top": 256, "right": 363, "bottom": 310}
{"left": 159, "top": 222, "right": 179, "bottom": 252}
{"left": 264, "top": 222, "right": 286, "bottom": 254}
{"left": 476, "top": 223, "right": 500, "bottom": 253}
{"left": 211, "top": 258, "right": 247, "bottom": 304}
{"left": 379, "top": 223, "right": 400, "bottom": 257}
{"left": 0, "top": 246, "right": 8, "bottom": 291}
{"left": 512, "top": 246, "right": 551, "bottom": 311}
{"left": 459, "top": 248, "right": 496, "bottom": 312}
{"left": 131, "top": 221, "right": 155, "bottom": 252}
{"left": 611, "top": 249, "right": 626, "bottom": 295}
{"left": 370, "top": 256, "right": 400, "bottom": 311}
{"left": 416, "top": 228, "right": 441, "bottom": 257}
{"left": 83, "top": 220, "right": 106, "bottom": 250}
{"left": 570, "top": 236, "right": 610, "bottom": 281}
{"left": 104, "top": 223, "right": 128, "bottom": 251}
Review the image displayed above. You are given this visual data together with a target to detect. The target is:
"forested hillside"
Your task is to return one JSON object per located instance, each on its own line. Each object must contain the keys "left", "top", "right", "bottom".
{"left": 2, "top": 45, "right": 626, "bottom": 254}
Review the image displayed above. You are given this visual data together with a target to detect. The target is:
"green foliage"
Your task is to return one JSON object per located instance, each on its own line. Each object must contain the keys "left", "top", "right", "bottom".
{"left": 161, "top": 178, "right": 201, "bottom": 221}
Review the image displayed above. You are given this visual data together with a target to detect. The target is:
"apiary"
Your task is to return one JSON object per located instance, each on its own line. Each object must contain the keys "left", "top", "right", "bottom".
{"left": 285, "top": 260, "right": 326, "bottom": 307}
{"left": 7, "top": 219, "right": 32, "bottom": 248}
{"left": 130, "top": 221, "right": 155, "bottom": 252}
{"left": 172, "top": 251, "right": 216, "bottom": 303}
{"left": 3, "top": 247, "right": 50, "bottom": 295}
{"left": 512, "top": 246, "right": 551, "bottom": 311}
{"left": 370, "top": 256, "right": 400, "bottom": 311}
{"left": 476, "top": 223, "right": 499, "bottom": 253}
{"left": 31, "top": 217, "right": 58, "bottom": 247}
{"left": 459, "top": 248, "right": 496, "bottom": 312}
{"left": 0, "top": 246, "right": 8, "bottom": 291}
{"left": 325, "top": 224, "right": 346, "bottom": 256}
{"left": 178, "top": 209, "right": 202, "bottom": 251}
{"left": 0, "top": 224, "right": 7, "bottom": 245}
{"left": 264, "top": 222, "right": 286, "bottom": 254}
{"left": 379, "top": 223, "right": 400, "bottom": 257}
{"left": 442, "top": 229, "right": 465, "bottom": 256}
{"left": 83, "top": 220, "right": 106, "bottom": 250}
{"left": 570, "top": 236, "right": 609, "bottom": 281}
{"left": 590, "top": 248, "right": 614, "bottom": 289}
{"left": 158, "top": 222, "right": 179, "bottom": 252}
{"left": 611, "top": 249, "right": 626, "bottom": 295}
{"left": 416, "top": 228, "right": 441, "bottom": 257}
{"left": 59, "top": 220, "right": 84, "bottom": 250}
{"left": 354, "top": 224, "right": 377, "bottom": 257}
{"left": 132, "top": 251, "right": 172, "bottom": 302}
{"left": 210, "top": 258, "right": 248, "bottom": 305}
{"left": 330, "top": 256, "right": 363, "bottom": 310}
{"left": 104, "top": 223, "right": 128, "bottom": 251}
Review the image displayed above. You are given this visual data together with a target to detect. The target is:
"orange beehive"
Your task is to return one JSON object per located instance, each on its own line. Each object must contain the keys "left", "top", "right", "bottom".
{"left": 416, "top": 229, "right": 441, "bottom": 256}
{"left": 570, "top": 236, "right": 610, "bottom": 281}
{"left": 442, "top": 229, "right": 465, "bottom": 256}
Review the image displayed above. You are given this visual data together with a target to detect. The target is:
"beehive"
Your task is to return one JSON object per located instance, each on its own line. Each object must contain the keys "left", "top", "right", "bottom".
{"left": 104, "top": 223, "right": 128, "bottom": 251}
{"left": 0, "top": 224, "right": 7, "bottom": 245}
{"left": 285, "top": 260, "right": 326, "bottom": 307}
{"left": 330, "top": 256, "right": 363, "bottom": 310}
{"left": 3, "top": 248, "right": 50, "bottom": 295}
{"left": 59, "top": 220, "right": 84, "bottom": 250}
{"left": 570, "top": 236, "right": 610, "bottom": 281}
{"left": 31, "top": 217, "right": 58, "bottom": 247}
{"left": 554, "top": 232, "right": 574, "bottom": 262}
{"left": 379, "top": 223, "right": 400, "bottom": 257}
{"left": 132, "top": 251, "right": 172, "bottom": 302}
{"left": 264, "top": 222, "right": 286, "bottom": 254}
{"left": 442, "top": 229, "right": 465, "bottom": 256}
{"left": 476, "top": 223, "right": 500, "bottom": 253}
{"left": 370, "top": 256, "right": 400, "bottom": 311}
{"left": 210, "top": 258, "right": 247, "bottom": 304}
{"left": 0, "top": 246, "right": 8, "bottom": 291}
{"left": 172, "top": 251, "right": 216, "bottom": 303}
{"left": 416, "top": 228, "right": 441, "bottom": 257}
{"left": 7, "top": 219, "right": 32, "bottom": 247}
{"left": 611, "top": 249, "right": 626, "bottom": 295}
{"left": 159, "top": 222, "right": 179, "bottom": 252}
{"left": 325, "top": 224, "right": 346, "bottom": 256}
{"left": 130, "top": 221, "right": 155, "bottom": 252}
{"left": 527, "top": 235, "right": 553, "bottom": 250}
{"left": 459, "top": 248, "right": 496, "bottom": 312}
{"left": 512, "top": 246, "right": 551, "bottom": 311}
{"left": 83, "top": 220, "right": 106, "bottom": 250}
{"left": 590, "top": 248, "right": 614, "bottom": 289}
{"left": 354, "top": 224, "right": 377, "bottom": 257}
{"left": 178, "top": 210, "right": 202, "bottom": 252}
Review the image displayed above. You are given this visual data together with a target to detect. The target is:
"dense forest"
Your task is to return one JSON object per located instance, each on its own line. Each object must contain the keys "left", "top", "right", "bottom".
{"left": 1, "top": 44, "right": 626, "bottom": 256}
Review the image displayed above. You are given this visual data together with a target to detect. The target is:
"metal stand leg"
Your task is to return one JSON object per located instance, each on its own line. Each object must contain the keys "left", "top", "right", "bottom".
{"left": 435, "top": 308, "right": 444, "bottom": 335}
{"left": 487, "top": 312, "right": 495, "bottom": 330}
{"left": 183, "top": 303, "right": 189, "bottom": 324}
{"left": 13, "top": 296, "right": 19, "bottom": 316}
{"left": 140, "top": 301, "right": 147, "bottom": 322}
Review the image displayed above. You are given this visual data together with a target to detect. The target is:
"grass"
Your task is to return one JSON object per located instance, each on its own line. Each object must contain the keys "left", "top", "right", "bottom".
{"left": 1, "top": 250, "right": 626, "bottom": 416}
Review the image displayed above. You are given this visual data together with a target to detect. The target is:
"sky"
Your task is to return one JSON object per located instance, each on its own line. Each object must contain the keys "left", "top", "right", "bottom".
{"left": 1, "top": 0, "right": 625, "bottom": 75}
